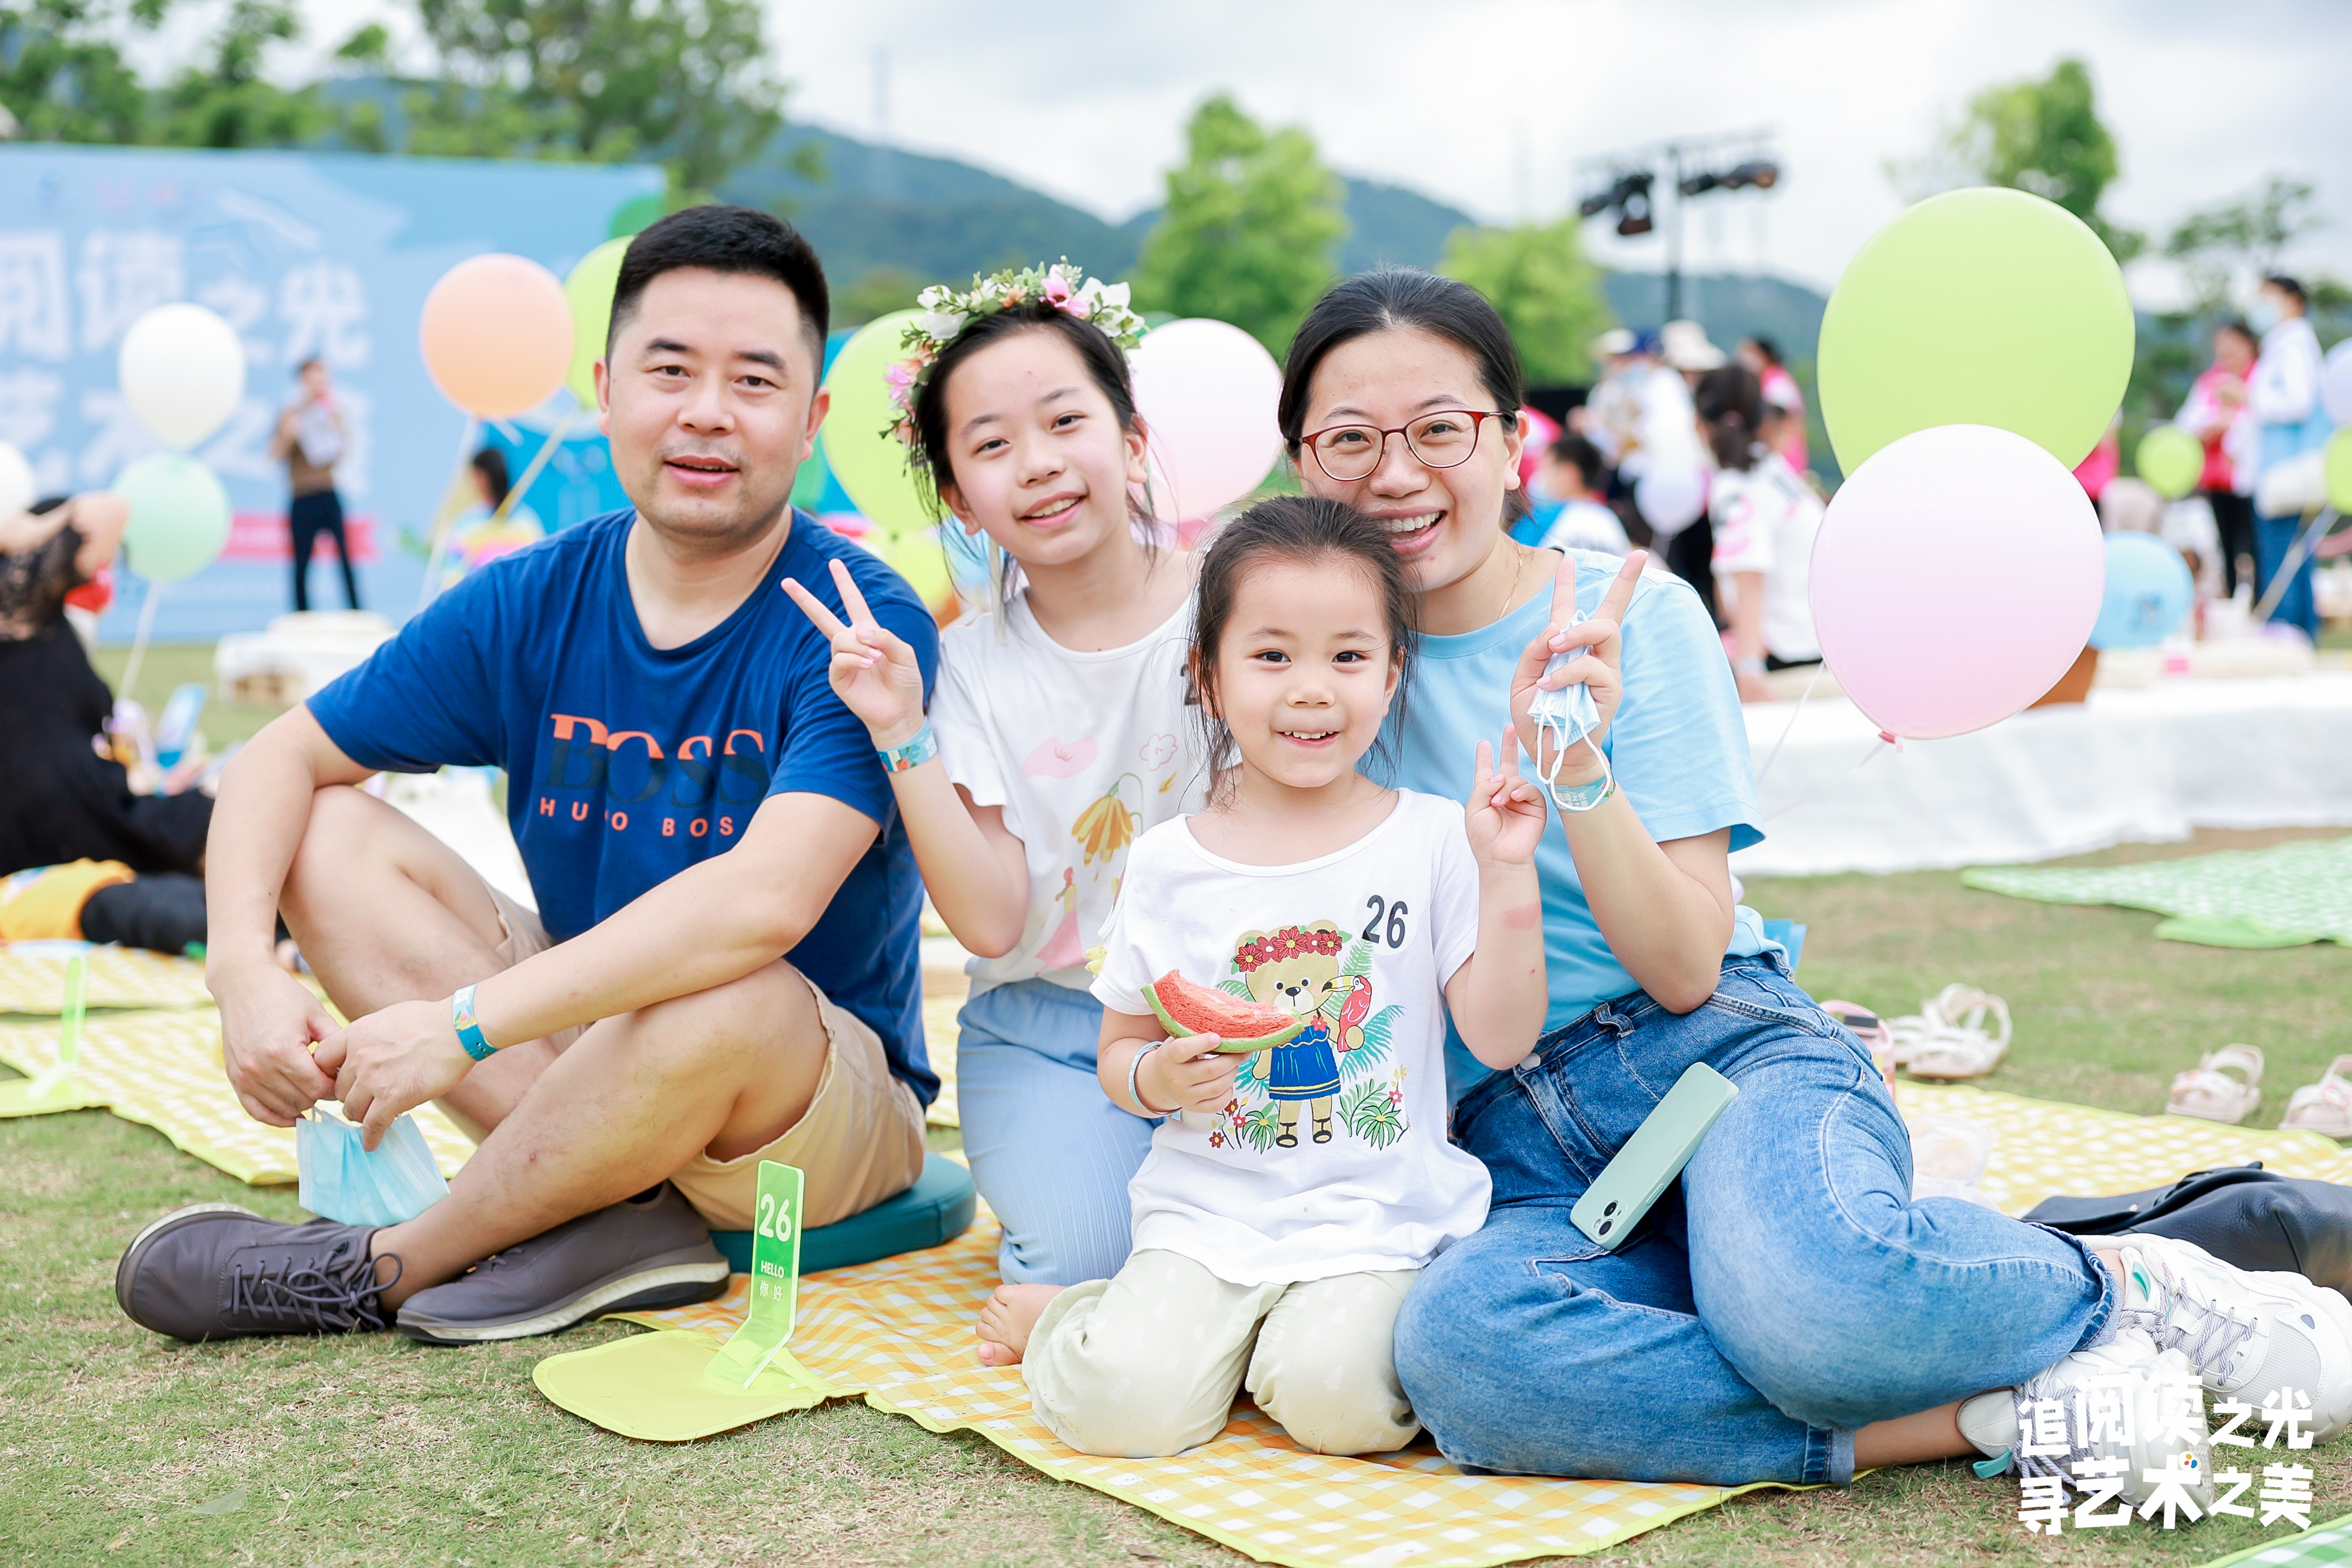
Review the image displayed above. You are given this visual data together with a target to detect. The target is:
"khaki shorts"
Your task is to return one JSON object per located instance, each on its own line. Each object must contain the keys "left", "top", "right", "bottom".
{"left": 487, "top": 887, "right": 927, "bottom": 1232}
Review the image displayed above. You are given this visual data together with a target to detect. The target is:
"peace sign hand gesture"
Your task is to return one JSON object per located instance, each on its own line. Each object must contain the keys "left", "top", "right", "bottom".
{"left": 782, "top": 559, "right": 927, "bottom": 747}
{"left": 1466, "top": 728, "right": 1548, "bottom": 867}
{"left": 1509, "top": 549, "right": 1646, "bottom": 788}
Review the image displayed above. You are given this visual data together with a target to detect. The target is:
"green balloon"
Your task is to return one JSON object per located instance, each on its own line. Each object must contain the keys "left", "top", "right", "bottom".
{"left": 2327, "top": 428, "right": 2352, "bottom": 514}
{"left": 1818, "top": 188, "right": 2134, "bottom": 474}
{"left": 117, "top": 452, "right": 230, "bottom": 583}
{"left": 563, "top": 238, "right": 631, "bottom": 407}
{"left": 820, "top": 309, "right": 951, "bottom": 604}
{"left": 2136, "top": 424, "right": 2205, "bottom": 500}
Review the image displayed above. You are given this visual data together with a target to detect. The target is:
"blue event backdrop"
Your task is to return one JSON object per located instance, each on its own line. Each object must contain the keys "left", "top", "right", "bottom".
{"left": 0, "top": 143, "right": 663, "bottom": 641}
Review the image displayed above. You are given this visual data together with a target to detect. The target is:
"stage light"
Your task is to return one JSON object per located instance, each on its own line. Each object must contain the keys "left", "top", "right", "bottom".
{"left": 1578, "top": 190, "right": 1616, "bottom": 219}
{"left": 1725, "top": 159, "right": 1780, "bottom": 191}
{"left": 1678, "top": 171, "right": 1720, "bottom": 198}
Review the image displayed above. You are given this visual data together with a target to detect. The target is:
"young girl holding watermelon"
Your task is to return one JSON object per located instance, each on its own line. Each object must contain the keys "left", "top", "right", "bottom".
{"left": 971, "top": 496, "right": 1551, "bottom": 1458}
{"left": 783, "top": 262, "right": 1204, "bottom": 1332}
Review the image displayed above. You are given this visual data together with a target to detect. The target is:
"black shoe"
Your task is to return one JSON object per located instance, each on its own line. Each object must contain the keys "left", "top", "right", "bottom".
{"left": 1312, "top": 1119, "right": 1332, "bottom": 1144}
{"left": 1276, "top": 1128, "right": 1298, "bottom": 1148}
{"left": 395, "top": 1183, "right": 728, "bottom": 1345}
{"left": 116, "top": 1203, "right": 397, "bottom": 1342}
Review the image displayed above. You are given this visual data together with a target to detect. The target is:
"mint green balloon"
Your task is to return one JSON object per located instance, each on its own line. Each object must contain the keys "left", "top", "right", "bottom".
{"left": 2136, "top": 424, "right": 2204, "bottom": 500}
{"left": 820, "top": 309, "right": 951, "bottom": 604}
{"left": 117, "top": 452, "right": 230, "bottom": 582}
{"left": 563, "top": 238, "right": 630, "bottom": 407}
{"left": 2327, "top": 428, "right": 2352, "bottom": 514}
{"left": 1819, "top": 188, "right": 2134, "bottom": 474}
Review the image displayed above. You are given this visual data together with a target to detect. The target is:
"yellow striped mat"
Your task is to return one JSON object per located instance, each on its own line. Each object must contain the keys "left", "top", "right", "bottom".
{"left": 0, "top": 943, "right": 216, "bottom": 1012}
{"left": 0, "top": 1008, "right": 474, "bottom": 1183}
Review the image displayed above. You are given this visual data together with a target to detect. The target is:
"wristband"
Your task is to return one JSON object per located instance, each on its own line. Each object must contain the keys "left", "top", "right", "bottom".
{"left": 877, "top": 721, "right": 938, "bottom": 774}
{"left": 451, "top": 984, "right": 495, "bottom": 1062}
{"left": 1554, "top": 771, "right": 1616, "bottom": 814}
{"left": 1126, "top": 1041, "right": 1167, "bottom": 1118}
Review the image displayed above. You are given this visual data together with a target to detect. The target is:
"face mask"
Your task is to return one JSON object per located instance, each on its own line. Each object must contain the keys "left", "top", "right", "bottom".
{"left": 297, "top": 1106, "right": 450, "bottom": 1226}
{"left": 2248, "top": 301, "right": 2283, "bottom": 335}
{"left": 1526, "top": 613, "right": 1614, "bottom": 811}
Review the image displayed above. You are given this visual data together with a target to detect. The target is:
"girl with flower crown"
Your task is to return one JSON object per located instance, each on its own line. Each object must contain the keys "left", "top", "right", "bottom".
{"left": 783, "top": 263, "right": 1205, "bottom": 1361}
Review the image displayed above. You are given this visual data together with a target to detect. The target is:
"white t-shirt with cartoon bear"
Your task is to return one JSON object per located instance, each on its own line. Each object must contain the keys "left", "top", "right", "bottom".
{"left": 930, "top": 589, "right": 1206, "bottom": 996}
{"left": 1089, "top": 789, "right": 1493, "bottom": 1287}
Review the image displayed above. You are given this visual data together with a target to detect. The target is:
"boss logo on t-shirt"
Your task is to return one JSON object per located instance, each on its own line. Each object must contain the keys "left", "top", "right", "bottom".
{"left": 533, "top": 711, "right": 771, "bottom": 837}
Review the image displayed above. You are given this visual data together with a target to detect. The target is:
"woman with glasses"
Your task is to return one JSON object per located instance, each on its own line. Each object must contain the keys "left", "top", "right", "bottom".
{"left": 1273, "top": 269, "right": 2352, "bottom": 1497}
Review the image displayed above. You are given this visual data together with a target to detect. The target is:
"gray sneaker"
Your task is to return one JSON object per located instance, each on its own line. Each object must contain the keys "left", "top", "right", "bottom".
{"left": 116, "top": 1203, "right": 397, "bottom": 1341}
{"left": 395, "top": 1183, "right": 729, "bottom": 1345}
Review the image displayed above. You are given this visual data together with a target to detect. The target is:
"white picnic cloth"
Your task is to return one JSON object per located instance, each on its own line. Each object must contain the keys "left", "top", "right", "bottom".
{"left": 1735, "top": 672, "right": 2352, "bottom": 877}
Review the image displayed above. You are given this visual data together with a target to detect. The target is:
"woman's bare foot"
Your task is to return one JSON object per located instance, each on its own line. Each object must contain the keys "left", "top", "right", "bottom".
{"left": 976, "top": 1283, "right": 1063, "bottom": 1368}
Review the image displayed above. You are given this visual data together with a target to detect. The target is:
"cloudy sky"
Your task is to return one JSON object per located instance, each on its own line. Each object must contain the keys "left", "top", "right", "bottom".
{"left": 249, "top": 0, "right": 2352, "bottom": 303}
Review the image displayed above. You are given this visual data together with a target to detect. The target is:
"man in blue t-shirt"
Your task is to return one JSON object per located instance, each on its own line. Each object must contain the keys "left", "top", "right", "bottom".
{"left": 116, "top": 207, "right": 944, "bottom": 1346}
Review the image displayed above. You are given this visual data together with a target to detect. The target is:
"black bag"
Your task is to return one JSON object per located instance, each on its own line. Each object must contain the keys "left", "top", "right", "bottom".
{"left": 2025, "top": 1165, "right": 2352, "bottom": 1298}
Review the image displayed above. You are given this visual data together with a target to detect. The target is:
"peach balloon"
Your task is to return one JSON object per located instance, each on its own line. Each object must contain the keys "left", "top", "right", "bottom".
{"left": 418, "top": 254, "right": 574, "bottom": 418}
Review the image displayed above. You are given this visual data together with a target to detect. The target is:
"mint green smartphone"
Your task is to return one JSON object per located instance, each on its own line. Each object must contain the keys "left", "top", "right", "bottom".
{"left": 1569, "top": 1063, "right": 1738, "bottom": 1250}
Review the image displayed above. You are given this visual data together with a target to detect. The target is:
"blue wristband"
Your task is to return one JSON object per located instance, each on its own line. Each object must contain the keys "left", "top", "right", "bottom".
{"left": 451, "top": 984, "right": 495, "bottom": 1062}
{"left": 878, "top": 721, "right": 938, "bottom": 774}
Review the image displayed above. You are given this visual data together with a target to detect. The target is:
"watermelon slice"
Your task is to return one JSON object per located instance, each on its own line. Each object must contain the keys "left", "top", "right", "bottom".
{"left": 1144, "top": 970, "right": 1311, "bottom": 1054}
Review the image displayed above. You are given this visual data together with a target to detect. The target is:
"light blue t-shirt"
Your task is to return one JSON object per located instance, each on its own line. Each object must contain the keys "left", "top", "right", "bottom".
{"left": 1378, "top": 553, "right": 1770, "bottom": 1104}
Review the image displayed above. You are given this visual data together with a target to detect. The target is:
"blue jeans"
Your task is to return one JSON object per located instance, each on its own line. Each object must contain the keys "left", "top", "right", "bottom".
{"left": 1394, "top": 957, "right": 2114, "bottom": 1486}
{"left": 956, "top": 979, "right": 1153, "bottom": 1286}
{"left": 2256, "top": 512, "right": 2321, "bottom": 642}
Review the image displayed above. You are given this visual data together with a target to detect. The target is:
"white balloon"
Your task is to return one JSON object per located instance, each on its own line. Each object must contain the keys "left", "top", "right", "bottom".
{"left": 1131, "top": 319, "right": 1284, "bottom": 521}
{"left": 119, "top": 302, "right": 247, "bottom": 450}
{"left": 0, "top": 440, "right": 32, "bottom": 518}
{"left": 2322, "top": 339, "right": 2352, "bottom": 428}
{"left": 1634, "top": 464, "right": 1706, "bottom": 538}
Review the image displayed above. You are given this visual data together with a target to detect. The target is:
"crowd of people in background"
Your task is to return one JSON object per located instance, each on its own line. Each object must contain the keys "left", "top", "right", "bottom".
{"left": 1523, "top": 319, "right": 1826, "bottom": 702}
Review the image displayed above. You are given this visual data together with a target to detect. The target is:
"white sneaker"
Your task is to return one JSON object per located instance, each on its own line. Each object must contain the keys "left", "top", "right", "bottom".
{"left": 2116, "top": 1233, "right": 2352, "bottom": 1441}
{"left": 1959, "top": 1327, "right": 2213, "bottom": 1510}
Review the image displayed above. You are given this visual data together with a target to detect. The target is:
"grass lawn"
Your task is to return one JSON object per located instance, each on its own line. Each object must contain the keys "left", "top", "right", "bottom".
{"left": 9, "top": 648, "right": 2351, "bottom": 1564}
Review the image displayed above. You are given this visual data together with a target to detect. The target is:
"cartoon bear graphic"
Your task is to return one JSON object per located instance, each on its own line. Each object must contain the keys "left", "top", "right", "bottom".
{"left": 1231, "top": 920, "right": 1368, "bottom": 1146}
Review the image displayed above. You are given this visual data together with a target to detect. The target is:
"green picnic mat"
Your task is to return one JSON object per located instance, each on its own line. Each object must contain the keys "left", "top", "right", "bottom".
{"left": 1962, "top": 838, "right": 2352, "bottom": 949}
{"left": 2199, "top": 1512, "right": 2352, "bottom": 1567}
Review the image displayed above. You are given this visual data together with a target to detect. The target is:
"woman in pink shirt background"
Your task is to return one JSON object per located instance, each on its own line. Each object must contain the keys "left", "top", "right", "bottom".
{"left": 2180, "top": 318, "right": 2259, "bottom": 599}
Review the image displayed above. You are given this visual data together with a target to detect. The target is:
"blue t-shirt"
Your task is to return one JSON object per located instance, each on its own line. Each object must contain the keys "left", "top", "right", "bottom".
{"left": 1378, "top": 553, "right": 1769, "bottom": 1104}
{"left": 307, "top": 508, "right": 941, "bottom": 1104}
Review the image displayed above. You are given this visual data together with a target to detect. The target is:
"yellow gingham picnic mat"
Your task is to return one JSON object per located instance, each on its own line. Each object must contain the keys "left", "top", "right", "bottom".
{"left": 606, "top": 1082, "right": 2352, "bottom": 1567}
{"left": 0, "top": 1008, "right": 475, "bottom": 1183}
{"left": 611, "top": 1208, "right": 1773, "bottom": 1566}
{"left": 0, "top": 944, "right": 216, "bottom": 1012}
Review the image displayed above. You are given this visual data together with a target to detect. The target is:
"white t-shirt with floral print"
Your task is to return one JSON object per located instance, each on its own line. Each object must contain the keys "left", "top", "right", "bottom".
{"left": 930, "top": 589, "right": 1205, "bottom": 996}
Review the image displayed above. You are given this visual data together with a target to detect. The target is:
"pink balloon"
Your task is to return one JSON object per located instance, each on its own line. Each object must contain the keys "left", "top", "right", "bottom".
{"left": 1132, "top": 319, "right": 1284, "bottom": 520}
{"left": 1518, "top": 406, "right": 1561, "bottom": 488}
{"left": 419, "top": 254, "right": 574, "bottom": 418}
{"left": 1810, "top": 424, "right": 2104, "bottom": 740}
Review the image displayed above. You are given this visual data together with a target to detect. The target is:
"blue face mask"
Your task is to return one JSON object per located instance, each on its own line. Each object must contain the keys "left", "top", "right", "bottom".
{"left": 296, "top": 1106, "right": 450, "bottom": 1226}
{"left": 2248, "top": 300, "right": 2283, "bottom": 335}
{"left": 1526, "top": 614, "right": 1615, "bottom": 811}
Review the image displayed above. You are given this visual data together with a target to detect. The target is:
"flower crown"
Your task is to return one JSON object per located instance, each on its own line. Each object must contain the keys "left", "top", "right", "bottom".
{"left": 885, "top": 259, "right": 1145, "bottom": 449}
{"left": 1232, "top": 925, "right": 1346, "bottom": 974}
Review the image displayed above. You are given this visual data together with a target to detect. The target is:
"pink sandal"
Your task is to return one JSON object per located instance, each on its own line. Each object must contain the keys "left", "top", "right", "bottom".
{"left": 2166, "top": 1044, "right": 2263, "bottom": 1125}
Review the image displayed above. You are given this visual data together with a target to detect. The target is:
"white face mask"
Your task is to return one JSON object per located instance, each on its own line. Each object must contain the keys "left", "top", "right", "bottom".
{"left": 2249, "top": 300, "right": 2283, "bottom": 335}
{"left": 1526, "top": 613, "right": 1614, "bottom": 811}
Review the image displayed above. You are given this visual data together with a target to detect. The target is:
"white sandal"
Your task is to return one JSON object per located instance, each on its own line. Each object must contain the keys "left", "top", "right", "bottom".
{"left": 2166, "top": 1044, "right": 2264, "bottom": 1125}
{"left": 2283, "top": 1055, "right": 2352, "bottom": 1139}
{"left": 1889, "top": 983, "right": 2012, "bottom": 1081}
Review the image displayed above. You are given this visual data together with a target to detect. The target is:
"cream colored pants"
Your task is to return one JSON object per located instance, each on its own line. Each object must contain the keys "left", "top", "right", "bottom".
{"left": 1023, "top": 1248, "right": 1421, "bottom": 1459}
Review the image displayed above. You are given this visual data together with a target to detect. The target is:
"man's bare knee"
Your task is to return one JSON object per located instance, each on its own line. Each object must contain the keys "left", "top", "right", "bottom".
{"left": 283, "top": 785, "right": 503, "bottom": 951}
{"left": 627, "top": 962, "right": 822, "bottom": 1072}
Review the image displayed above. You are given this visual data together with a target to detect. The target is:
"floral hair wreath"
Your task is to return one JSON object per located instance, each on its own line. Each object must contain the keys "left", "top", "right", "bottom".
{"left": 884, "top": 259, "right": 1145, "bottom": 449}
{"left": 1231, "top": 925, "right": 1347, "bottom": 974}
